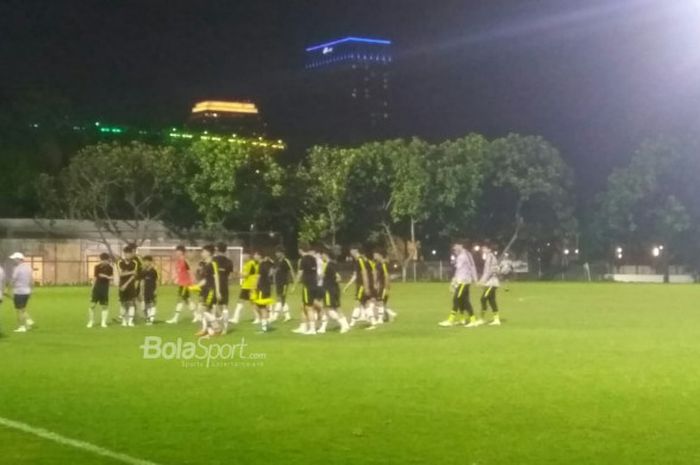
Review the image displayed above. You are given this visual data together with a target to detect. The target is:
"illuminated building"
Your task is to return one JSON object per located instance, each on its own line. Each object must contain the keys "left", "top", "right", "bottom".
{"left": 187, "top": 100, "right": 266, "bottom": 137}
{"left": 304, "top": 36, "right": 393, "bottom": 144}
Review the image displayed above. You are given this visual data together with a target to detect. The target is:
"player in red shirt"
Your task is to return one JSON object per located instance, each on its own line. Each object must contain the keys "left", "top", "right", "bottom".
{"left": 166, "top": 245, "right": 198, "bottom": 324}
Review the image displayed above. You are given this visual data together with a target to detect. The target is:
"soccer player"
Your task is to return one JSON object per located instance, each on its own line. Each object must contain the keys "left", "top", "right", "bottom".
{"left": 9, "top": 252, "right": 35, "bottom": 333}
{"left": 344, "top": 245, "right": 378, "bottom": 330}
{"left": 117, "top": 245, "right": 139, "bottom": 327}
{"left": 293, "top": 242, "right": 322, "bottom": 335}
{"left": 479, "top": 242, "right": 502, "bottom": 326}
{"left": 230, "top": 252, "right": 259, "bottom": 325}
{"left": 195, "top": 244, "right": 222, "bottom": 337}
{"left": 372, "top": 249, "right": 397, "bottom": 323}
{"left": 318, "top": 247, "right": 350, "bottom": 334}
{"left": 128, "top": 242, "right": 146, "bottom": 320}
{"left": 213, "top": 243, "right": 234, "bottom": 334}
{"left": 439, "top": 240, "right": 478, "bottom": 327}
{"left": 253, "top": 250, "right": 275, "bottom": 332}
{"left": 166, "top": 245, "right": 197, "bottom": 324}
{"left": 88, "top": 252, "right": 113, "bottom": 328}
{"left": 141, "top": 256, "right": 159, "bottom": 325}
{"left": 271, "top": 247, "right": 294, "bottom": 323}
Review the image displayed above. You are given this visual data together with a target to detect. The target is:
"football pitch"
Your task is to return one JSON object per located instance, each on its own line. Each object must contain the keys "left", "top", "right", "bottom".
{"left": 1, "top": 282, "right": 699, "bottom": 465}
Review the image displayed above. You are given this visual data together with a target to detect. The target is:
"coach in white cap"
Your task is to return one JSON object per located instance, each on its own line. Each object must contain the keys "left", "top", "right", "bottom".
{"left": 9, "top": 253, "right": 35, "bottom": 333}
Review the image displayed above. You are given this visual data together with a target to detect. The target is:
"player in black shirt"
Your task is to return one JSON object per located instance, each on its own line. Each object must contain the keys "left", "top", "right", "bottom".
{"left": 88, "top": 252, "right": 113, "bottom": 328}
{"left": 214, "top": 243, "right": 234, "bottom": 334}
{"left": 253, "top": 250, "right": 275, "bottom": 332}
{"left": 195, "top": 244, "right": 221, "bottom": 337}
{"left": 271, "top": 246, "right": 295, "bottom": 323}
{"left": 344, "top": 244, "right": 378, "bottom": 330}
{"left": 128, "top": 243, "right": 146, "bottom": 319}
{"left": 318, "top": 247, "right": 350, "bottom": 334}
{"left": 293, "top": 242, "right": 322, "bottom": 335}
{"left": 373, "top": 249, "right": 397, "bottom": 323}
{"left": 117, "top": 245, "right": 139, "bottom": 327}
{"left": 140, "top": 256, "right": 159, "bottom": 325}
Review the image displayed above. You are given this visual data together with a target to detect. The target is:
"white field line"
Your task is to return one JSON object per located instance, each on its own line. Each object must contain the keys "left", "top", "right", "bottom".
{"left": 0, "top": 416, "right": 165, "bottom": 465}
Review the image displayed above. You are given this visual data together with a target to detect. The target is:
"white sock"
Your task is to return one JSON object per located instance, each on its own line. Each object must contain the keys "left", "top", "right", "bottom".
{"left": 232, "top": 303, "right": 243, "bottom": 323}
{"left": 221, "top": 309, "right": 230, "bottom": 333}
{"left": 88, "top": 307, "right": 95, "bottom": 325}
{"left": 319, "top": 314, "right": 328, "bottom": 332}
{"left": 261, "top": 318, "right": 268, "bottom": 331}
{"left": 201, "top": 310, "right": 208, "bottom": 331}
{"left": 149, "top": 307, "right": 157, "bottom": 321}
{"left": 377, "top": 305, "right": 386, "bottom": 322}
{"left": 101, "top": 309, "right": 109, "bottom": 325}
{"left": 350, "top": 307, "right": 361, "bottom": 325}
{"left": 282, "top": 303, "right": 291, "bottom": 318}
{"left": 172, "top": 302, "right": 183, "bottom": 321}
{"left": 367, "top": 303, "right": 377, "bottom": 326}
{"left": 127, "top": 306, "right": 135, "bottom": 324}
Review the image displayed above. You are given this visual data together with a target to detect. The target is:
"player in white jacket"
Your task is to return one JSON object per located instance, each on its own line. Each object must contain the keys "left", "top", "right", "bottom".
{"left": 478, "top": 242, "right": 501, "bottom": 326}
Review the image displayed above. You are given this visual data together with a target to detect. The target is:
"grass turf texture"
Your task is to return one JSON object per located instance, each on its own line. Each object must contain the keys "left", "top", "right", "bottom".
{"left": 1, "top": 283, "right": 699, "bottom": 465}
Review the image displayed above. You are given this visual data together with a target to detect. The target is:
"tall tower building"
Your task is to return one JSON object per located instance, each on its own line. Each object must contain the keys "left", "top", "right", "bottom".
{"left": 304, "top": 36, "right": 393, "bottom": 145}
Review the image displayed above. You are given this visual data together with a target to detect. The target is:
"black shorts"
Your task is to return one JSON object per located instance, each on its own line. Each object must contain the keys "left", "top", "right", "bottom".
{"left": 178, "top": 286, "right": 191, "bottom": 301}
{"left": 302, "top": 285, "right": 321, "bottom": 306}
{"left": 91, "top": 286, "right": 109, "bottom": 306}
{"left": 218, "top": 287, "right": 230, "bottom": 306}
{"left": 14, "top": 294, "right": 30, "bottom": 310}
{"left": 323, "top": 288, "right": 341, "bottom": 309}
{"left": 239, "top": 289, "right": 253, "bottom": 301}
{"left": 144, "top": 291, "right": 157, "bottom": 306}
{"left": 200, "top": 288, "right": 216, "bottom": 310}
{"left": 356, "top": 286, "right": 375, "bottom": 305}
{"left": 275, "top": 283, "right": 288, "bottom": 304}
{"left": 119, "top": 286, "right": 138, "bottom": 304}
{"left": 376, "top": 287, "right": 389, "bottom": 305}
{"left": 255, "top": 286, "right": 274, "bottom": 306}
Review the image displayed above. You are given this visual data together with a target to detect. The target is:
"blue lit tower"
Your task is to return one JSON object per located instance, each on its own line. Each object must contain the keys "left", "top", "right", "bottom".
{"left": 304, "top": 36, "right": 393, "bottom": 144}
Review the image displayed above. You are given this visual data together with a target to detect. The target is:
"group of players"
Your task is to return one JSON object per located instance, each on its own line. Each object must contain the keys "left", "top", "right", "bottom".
{"left": 87, "top": 241, "right": 399, "bottom": 337}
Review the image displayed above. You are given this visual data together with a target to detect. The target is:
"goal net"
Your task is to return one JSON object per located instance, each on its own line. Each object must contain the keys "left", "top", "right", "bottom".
{"left": 136, "top": 245, "right": 244, "bottom": 285}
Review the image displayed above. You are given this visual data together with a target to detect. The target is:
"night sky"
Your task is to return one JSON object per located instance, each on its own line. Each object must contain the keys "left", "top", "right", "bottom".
{"left": 2, "top": 0, "right": 700, "bottom": 198}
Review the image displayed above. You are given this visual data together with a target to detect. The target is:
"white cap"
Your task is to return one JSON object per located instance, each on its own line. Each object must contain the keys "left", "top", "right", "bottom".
{"left": 9, "top": 252, "right": 25, "bottom": 260}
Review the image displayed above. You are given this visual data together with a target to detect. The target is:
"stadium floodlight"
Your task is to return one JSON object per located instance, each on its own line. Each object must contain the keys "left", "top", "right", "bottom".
{"left": 473, "top": 245, "right": 481, "bottom": 252}
{"left": 564, "top": 248, "right": 570, "bottom": 256}
{"left": 574, "top": 249, "right": 580, "bottom": 255}
{"left": 652, "top": 246, "right": 661, "bottom": 258}
{"left": 431, "top": 250, "right": 437, "bottom": 256}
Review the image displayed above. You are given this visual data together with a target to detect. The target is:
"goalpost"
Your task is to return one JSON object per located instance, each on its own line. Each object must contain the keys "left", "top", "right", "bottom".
{"left": 136, "top": 245, "right": 245, "bottom": 284}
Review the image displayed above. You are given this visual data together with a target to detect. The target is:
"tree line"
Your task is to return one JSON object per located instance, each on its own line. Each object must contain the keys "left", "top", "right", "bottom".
{"left": 23, "top": 131, "right": 700, "bottom": 272}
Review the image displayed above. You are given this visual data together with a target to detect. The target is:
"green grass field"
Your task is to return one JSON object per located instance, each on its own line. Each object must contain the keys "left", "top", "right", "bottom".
{"left": 1, "top": 282, "right": 700, "bottom": 465}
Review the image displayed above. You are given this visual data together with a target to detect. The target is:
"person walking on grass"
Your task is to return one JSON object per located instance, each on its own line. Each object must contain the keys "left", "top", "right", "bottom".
{"left": 9, "top": 252, "right": 35, "bottom": 333}
{"left": 439, "top": 241, "right": 478, "bottom": 327}
{"left": 478, "top": 242, "right": 502, "bottom": 327}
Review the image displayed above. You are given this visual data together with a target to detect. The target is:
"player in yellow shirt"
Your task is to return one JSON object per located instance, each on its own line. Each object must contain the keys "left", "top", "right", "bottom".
{"left": 230, "top": 251, "right": 259, "bottom": 324}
